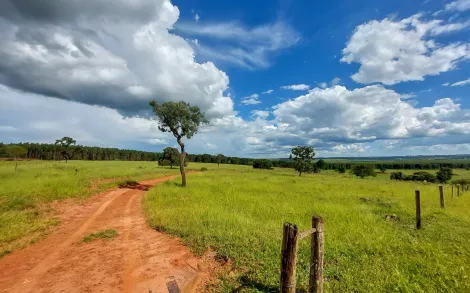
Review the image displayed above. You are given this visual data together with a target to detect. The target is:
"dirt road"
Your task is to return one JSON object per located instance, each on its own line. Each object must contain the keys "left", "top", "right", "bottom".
{"left": 0, "top": 174, "right": 215, "bottom": 293}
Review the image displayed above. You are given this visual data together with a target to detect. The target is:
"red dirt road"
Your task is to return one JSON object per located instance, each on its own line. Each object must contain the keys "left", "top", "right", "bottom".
{"left": 0, "top": 174, "right": 215, "bottom": 293}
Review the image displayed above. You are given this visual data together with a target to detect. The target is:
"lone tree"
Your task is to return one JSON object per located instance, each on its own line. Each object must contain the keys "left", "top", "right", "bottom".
{"left": 149, "top": 100, "right": 208, "bottom": 187}
{"left": 161, "top": 147, "right": 180, "bottom": 168}
{"left": 436, "top": 167, "right": 453, "bottom": 183}
{"left": 291, "top": 146, "right": 315, "bottom": 176}
{"left": 55, "top": 137, "right": 76, "bottom": 162}
{"left": 316, "top": 159, "right": 327, "bottom": 171}
{"left": 351, "top": 164, "right": 376, "bottom": 179}
{"left": 216, "top": 154, "right": 224, "bottom": 167}
{"left": 378, "top": 165, "right": 387, "bottom": 173}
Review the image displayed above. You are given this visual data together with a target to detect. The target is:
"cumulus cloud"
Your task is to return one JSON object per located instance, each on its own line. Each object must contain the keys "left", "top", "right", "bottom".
{"left": 241, "top": 94, "right": 261, "bottom": 105}
{"left": 0, "top": 0, "right": 233, "bottom": 118}
{"left": 177, "top": 21, "right": 300, "bottom": 69}
{"left": 342, "top": 14, "right": 470, "bottom": 85}
{"left": 281, "top": 84, "right": 310, "bottom": 91}
{"left": 450, "top": 77, "right": 470, "bottom": 86}
{"left": 445, "top": 0, "right": 470, "bottom": 11}
{"left": 262, "top": 89, "right": 274, "bottom": 94}
{"left": 251, "top": 110, "right": 270, "bottom": 119}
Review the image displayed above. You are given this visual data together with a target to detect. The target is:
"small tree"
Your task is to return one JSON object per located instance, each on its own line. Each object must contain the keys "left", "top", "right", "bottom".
{"left": 149, "top": 100, "right": 208, "bottom": 187}
{"left": 217, "top": 154, "right": 224, "bottom": 167}
{"left": 351, "top": 164, "right": 376, "bottom": 179}
{"left": 6, "top": 145, "right": 27, "bottom": 160}
{"left": 379, "top": 165, "right": 387, "bottom": 174}
{"left": 436, "top": 167, "right": 453, "bottom": 183}
{"left": 253, "top": 159, "right": 273, "bottom": 169}
{"left": 55, "top": 137, "right": 76, "bottom": 162}
{"left": 161, "top": 147, "right": 180, "bottom": 169}
{"left": 291, "top": 146, "right": 315, "bottom": 176}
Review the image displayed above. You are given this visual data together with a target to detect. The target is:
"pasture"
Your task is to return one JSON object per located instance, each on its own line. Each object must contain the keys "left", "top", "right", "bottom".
{"left": 1, "top": 160, "right": 470, "bottom": 292}
{"left": 144, "top": 165, "right": 470, "bottom": 292}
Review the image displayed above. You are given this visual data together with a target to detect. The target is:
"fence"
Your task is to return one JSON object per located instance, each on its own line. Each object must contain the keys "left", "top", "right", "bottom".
{"left": 415, "top": 184, "right": 468, "bottom": 229}
{"left": 281, "top": 184, "right": 469, "bottom": 292}
{"left": 280, "top": 216, "right": 324, "bottom": 293}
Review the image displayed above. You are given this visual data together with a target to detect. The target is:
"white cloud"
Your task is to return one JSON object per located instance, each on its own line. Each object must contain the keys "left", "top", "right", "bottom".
{"left": 241, "top": 94, "right": 261, "bottom": 105}
{"left": 318, "top": 82, "right": 328, "bottom": 89}
{"left": 262, "top": 89, "right": 274, "bottom": 94}
{"left": 342, "top": 14, "right": 470, "bottom": 85}
{"left": 281, "top": 84, "right": 310, "bottom": 91}
{"left": 442, "top": 82, "right": 450, "bottom": 86}
{"left": 251, "top": 110, "right": 270, "bottom": 119}
{"left": 177, "top": 21, "right": 300, "bottom": 69}
{"left": 450, "top": 77, "right": 470, "bottom": 86}
{"left": 331, "top": 77, "right": 341, "bottom": 86}
{"left": 445, "top": 0, "right": 470, "bottom": 11}
{"left": 332, "top": 144, "right": 368, "bottom": 153}
{"left": 194, "top": 13, "right": 200, "bottom": 22}
{"left": 0, "top": 0, "right": 233, "bottom": 119}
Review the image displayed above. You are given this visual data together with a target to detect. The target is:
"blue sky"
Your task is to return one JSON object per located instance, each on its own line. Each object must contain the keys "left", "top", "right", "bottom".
{"left": 0, "top": 0, "right": 470, "bottom": 157}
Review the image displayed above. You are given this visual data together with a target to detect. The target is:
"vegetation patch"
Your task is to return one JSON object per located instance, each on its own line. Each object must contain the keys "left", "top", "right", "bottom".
{"left": 82, "top": 229, "right": 119, "bottom": 243}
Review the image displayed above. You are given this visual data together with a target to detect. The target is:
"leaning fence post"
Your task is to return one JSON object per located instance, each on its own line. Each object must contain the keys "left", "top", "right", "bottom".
{"left": 439, "top": 185, "right": 445, "bottom": 209}
{"left": 309, "top": 216, "right": 324, "bottom": 293}
{"left": 415, "top": 190, "right": 421, "bottom": 230}
{"left": 281, "top": 223, "right": 298, "bottom": 293}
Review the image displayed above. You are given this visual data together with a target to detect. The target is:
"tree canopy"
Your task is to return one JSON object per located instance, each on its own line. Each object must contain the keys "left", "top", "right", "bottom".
{"left": 149, "top": 100, "right": 208, "bottom": 187}
{"left": 161, "top": 147, "right": 180, "bottom": 168}
{"left": 351, "top": 164, "right": 376, "bottom": 179}
{"left": 54, "top": 137, "right": 76, "bottom": 162}
{"left": 291, "top": 146, "right": 315, "bottom": 176}
{"left": 436, "top": 167, "right": 453, "bottom": 183}
{"left": 5, "top": 145, "right": 27, "bottom": 160}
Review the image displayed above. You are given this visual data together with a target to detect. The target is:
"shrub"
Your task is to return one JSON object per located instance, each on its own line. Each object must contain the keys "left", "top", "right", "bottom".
{"left": 253, "top": 159, "right": 273, "bottom": 170}
{"left": 436, "top": 167, "right": 453, "bottom": 183}
{"left": 351, "top": 165, "right": 376, "bottom": 179}
{"left": 405, "top": 171, "right": 437, "bottom": 183}
{"left": 200, "top": 167, "right": 208, "bottom": 172}
{"left": 451, "top": 179, "right": 470, "bottom": 185}
{"left": 390, "top": 172, "right": 403, "bottom": 180}
{"left": 337, "top": 165, "right": 346, "bottom": 174}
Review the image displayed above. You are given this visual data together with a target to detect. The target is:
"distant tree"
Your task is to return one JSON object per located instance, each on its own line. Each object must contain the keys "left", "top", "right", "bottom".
{"left": 337, "top": 165, "right": 346, "bottom": 174}
{"left": 291, "top": 146, "right": 315, "bottom": 176}
{"left": 161, "top": 147, "right": 180, "bottom": 169}
{"left": 351, "top": 164, "right": 376, "bottom": 179}
{"left": 149, "top": 100, "right": 208, "bottom": 187}
{"left": 5, "top": 145, "right": 27, "bottom": 160}
{"left": 289, "top": 154, "right": 292, "bottom": 160}
{"left": 379, "top": 165, "right": 387, "bottom": 173}
{"left": 253, "top": 159, "right": 273, "bottom": 170}
{"left": 436, "top": 167, "right": 453, "bottom": 183}
{"left": 0, "top": 143, "right": 6, "bottom": 157}
{"left": 316, "top": 159, "right": 327, "bottom": 170}
{"left": 216, "top": 154, "right": 224, "bottom": 167}
{"left": 54, "top": 137, "right": 76, "bottom": 162}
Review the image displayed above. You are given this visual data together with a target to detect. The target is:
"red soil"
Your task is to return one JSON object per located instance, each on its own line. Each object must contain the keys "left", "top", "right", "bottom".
{"left": 0, "top": 174, "right": 219, "bottom": 293}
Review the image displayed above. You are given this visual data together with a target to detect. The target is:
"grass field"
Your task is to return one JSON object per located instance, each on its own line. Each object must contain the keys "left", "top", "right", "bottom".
{"left": 144, "top": 165, "right": 470, "bottom": 292}
{"left": 0, "top": 160, "right": 181, "bottom": 253}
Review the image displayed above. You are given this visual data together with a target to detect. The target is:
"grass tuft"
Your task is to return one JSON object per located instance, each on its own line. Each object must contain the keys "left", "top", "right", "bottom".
{"left": 82, "top": 229, "right": 119, "bottom": 243}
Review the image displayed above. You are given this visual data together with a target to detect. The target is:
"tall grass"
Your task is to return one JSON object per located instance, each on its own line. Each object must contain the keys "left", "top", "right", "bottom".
{"left": 144, "top": 166, "right": 470, "bottom": 292}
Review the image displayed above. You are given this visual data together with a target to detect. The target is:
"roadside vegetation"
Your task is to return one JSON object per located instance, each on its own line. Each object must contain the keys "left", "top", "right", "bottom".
{"left": 144, "top": 165, "right": 470, "bottom": 292}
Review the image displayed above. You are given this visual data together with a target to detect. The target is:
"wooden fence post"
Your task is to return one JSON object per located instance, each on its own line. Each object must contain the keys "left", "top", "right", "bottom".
{"left": 415, "top": 190, "right": 421, "bottom": 230}
{"left": 309, "top": 216, "right": 324, "bottom": 293}
{"left": 458, "top": 185, "right": 461, "bottom": 197}
{"left": 281, "top": 223, "right": 298, "bottom": 293}
{"left": 439, "top": 185, "right": 445, "bottom": 209}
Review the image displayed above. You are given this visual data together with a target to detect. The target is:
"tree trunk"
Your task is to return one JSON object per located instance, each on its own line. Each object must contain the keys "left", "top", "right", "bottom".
{"left": 177, "top": 138, "right": 186, "bottom": 187}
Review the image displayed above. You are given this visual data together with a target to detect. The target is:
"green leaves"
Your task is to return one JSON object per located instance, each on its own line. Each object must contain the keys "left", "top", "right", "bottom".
{"left": 291, "top": 146, "right": 316, "bottom": 176}
{"left": 149, "top": 100, "right": 208, "bottom": 140}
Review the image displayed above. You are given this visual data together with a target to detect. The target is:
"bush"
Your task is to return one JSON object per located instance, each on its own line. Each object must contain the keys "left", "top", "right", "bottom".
{"left": 337, "top": 165, "right": 346, "bottom": 174}
{"left": 404, "top": 171, "right": 437, "bottom": 183}
{"left": 451, "top": 179, "right": 470, "bottom": 185}
{"left": 253, "top": 159, "right": 273, "bottom": 170}
{"left": 390, "top": 172, "right": 403, "bottom": 180}
{"left": 436, "top": 167, "right": 453, "bottom": 183}
{"left": 351, "top": 164, "right": 376, "bottom": 179}
{"left": 200, "top": 167, "right": 208, "bottom": 172}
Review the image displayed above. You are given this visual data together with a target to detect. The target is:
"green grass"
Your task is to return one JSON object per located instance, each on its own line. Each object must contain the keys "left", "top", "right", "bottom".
{"left": 144, "top": 166, "right": 470, "bottom": 292}
{"left": 0, "top": 160, "right": 184, "bottom": 253}
{"left": 82, "top": 229, "right": 119, "bottom": 243}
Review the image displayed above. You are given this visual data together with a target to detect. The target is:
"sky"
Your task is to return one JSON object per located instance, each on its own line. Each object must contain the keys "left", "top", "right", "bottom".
{"left": 0, "top": 0, "right": 470, "bottom": 158}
